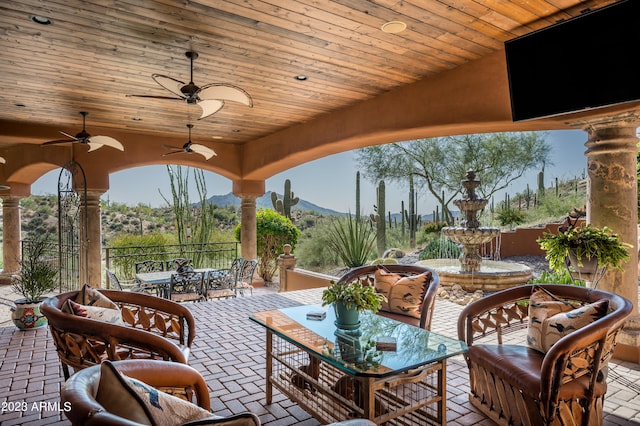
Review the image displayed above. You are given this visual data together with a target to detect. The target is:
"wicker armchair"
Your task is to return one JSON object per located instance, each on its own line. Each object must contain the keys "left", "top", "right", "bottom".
{"left": 457, "top": 284, "right": 632, "bottom": 426}
{"left": 336, "top": 264, "right": 440, "bottom": 330}
{"left": 41, "top": 289, "right": 196, "bottom": 380}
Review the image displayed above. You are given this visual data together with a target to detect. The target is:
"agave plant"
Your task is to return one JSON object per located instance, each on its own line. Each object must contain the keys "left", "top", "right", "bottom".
{"left": 326, "top": 212, "right": 375, "bottom": 268}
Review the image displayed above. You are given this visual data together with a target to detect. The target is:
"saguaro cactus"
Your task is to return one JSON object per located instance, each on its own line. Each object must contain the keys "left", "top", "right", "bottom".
{"left": 371, "top": 180, "right": 386, "bottom": 257}
{"left": 403, "top": 176, "right": 420, "bottom": 248}
{"left": 537, "top": 168, "right": 545, "bottom": 198}
{"left": 356, "top": 171, "right": 361, "bottom": 221}
{"left": 271, "top": 179, "right": 299, "bottom": 220}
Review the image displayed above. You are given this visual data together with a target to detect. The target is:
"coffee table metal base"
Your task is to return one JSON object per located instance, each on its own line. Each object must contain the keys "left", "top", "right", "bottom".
{"left": 265, "top": 330, "right": 446, "bottom": 425}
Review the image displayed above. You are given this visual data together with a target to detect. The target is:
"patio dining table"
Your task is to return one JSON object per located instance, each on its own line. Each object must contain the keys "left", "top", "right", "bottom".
{"left": 135, "top": 268, "right": 220, "bottom": 297}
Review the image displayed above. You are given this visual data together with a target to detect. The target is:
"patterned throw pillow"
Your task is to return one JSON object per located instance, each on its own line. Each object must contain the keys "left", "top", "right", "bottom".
{"left": 374, "top": 269, "right": 432, "bottom": 319}
{"left": 526, "top": 287, "right": 609, "bottom": 353}
{"left": 64, "top": 300, "right": 124, "bottom": 325}
{"left": 373, "top": 269, "right": 399, "bottom": 311}
{"left": 95, "top": 360, "right": 213, "bottom": 426}
{"left": 94, "top": 361, "right": 154, "bottom": 425}
{"left": 75, "top": 283, "right": 119, "bottom": 309}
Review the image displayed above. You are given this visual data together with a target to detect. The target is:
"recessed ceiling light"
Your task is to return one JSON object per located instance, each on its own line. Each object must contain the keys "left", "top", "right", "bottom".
{"left": 131, "top": 117, "right": 142, "bottom": 121}
{"left": 211, "top": 136, "right": 223, "bottom": 140}
{"left": 30, "top": 15, "right": 53, "bottom": 25}
{"left": 14, "top": 103, "right": 26, "bottom": 107}
{"left": 232, "top": 129, "right": 241, "bottom": 133}
{"left": 381, "top": 21, "right": 407, "bottom": 34}
{"left": 294, "top": 75, "right": 308, "bottom": 81}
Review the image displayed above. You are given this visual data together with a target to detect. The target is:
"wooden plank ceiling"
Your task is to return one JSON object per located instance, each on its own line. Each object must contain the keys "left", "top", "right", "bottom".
{"left": 0, "top": 0, "right": 619, "bottom": 148}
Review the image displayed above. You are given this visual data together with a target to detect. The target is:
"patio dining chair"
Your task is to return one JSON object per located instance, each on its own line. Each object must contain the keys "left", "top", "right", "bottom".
{"left": 203, "top": 269, "right": 237, "bottom": 300}
{"left": 105, "top": 268, "right": 145, "bottom": 292}
{"left": 166, "top": 257, "right": 192, "bottom": 271}
{"left": 168, "top": 271, "right": 205, "bottom": 303}
{"left": 235, "top": 258, "right": 258, "bottom": 296}
{"left": 202, "top": 257, "right": 244, "bottom": 300}
{"left": 135, "top": 259, "right": 166, "bottom": 274}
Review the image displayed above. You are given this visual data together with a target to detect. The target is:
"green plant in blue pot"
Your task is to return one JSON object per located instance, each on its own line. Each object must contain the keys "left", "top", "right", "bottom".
{"left": 322, "top": 280, "right": 386, "bottom": 330}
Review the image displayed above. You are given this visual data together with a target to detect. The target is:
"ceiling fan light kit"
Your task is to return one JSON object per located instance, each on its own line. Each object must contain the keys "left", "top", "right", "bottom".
{"left": 130, "top": 50, "right": 253, "bottom": 119}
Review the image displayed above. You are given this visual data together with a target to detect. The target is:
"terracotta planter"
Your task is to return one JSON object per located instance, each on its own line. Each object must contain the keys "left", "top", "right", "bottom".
{"left": 11, "top": 299, "right": 48, "bottom": 330}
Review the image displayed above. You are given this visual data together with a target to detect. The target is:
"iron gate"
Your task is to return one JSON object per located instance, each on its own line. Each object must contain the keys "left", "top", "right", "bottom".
{"left": 57, "top": 161, "right": 88, "bottom": 292}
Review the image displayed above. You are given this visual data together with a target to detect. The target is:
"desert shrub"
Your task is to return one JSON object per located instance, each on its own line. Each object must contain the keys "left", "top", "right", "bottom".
{"left": 108, "top": 232, "right": 175, "bottom": 279}
{"left": 36, "top": 205, "right": 54, "bottom": 216}
{"left": 529, "top": 270, "right": 585, "bottom": 286}
{"left": 296, "top": 224, "right": 341, "bottom": 271}
{"left": 234, "top": 208, "right": 300, "bottom": 282}
{"left": 418, "top": 237, "right": 461, "bottom": 260}
{"left": 497, "top": 207, "right": 526, "bottom": 228}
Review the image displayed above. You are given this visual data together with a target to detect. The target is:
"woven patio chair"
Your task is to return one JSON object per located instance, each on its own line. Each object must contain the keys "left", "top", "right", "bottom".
{"left": 458, "top": 284, "right": 632, "bottom": 426}
{"left": 335, "top": 264, "right": 440, "bottom": 330}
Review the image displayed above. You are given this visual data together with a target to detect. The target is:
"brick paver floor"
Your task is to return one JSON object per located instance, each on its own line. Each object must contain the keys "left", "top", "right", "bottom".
{"left": 0, "top": 285, "right": 639, "bottom": 425}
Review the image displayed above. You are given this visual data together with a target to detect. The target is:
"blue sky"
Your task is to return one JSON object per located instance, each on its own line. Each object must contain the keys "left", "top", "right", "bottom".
{"left": 31, "top": 130, "right": 589, "bottom": 215}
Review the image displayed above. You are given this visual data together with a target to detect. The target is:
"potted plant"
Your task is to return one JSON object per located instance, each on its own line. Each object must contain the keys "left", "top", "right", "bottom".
{"left": 322, "top": 280, "right": 386, "bottom": 329}
{"left": 537, "top": 223, "right": 631, "bottom": 279}
{"left": 11, "top": 234, "right": 58, "bottom": 330}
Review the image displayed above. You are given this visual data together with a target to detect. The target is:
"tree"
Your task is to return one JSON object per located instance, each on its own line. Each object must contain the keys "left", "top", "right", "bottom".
{"left": 355, "top": 132, "right": 551, "bottom": 224}
{"left": 234, "top": 208, "right": 300, "bottom": 282}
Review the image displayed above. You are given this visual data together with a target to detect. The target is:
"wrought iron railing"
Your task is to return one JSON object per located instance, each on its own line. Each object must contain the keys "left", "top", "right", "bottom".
{"left": 104, "top": 242, "right": 240, "bottom": 281}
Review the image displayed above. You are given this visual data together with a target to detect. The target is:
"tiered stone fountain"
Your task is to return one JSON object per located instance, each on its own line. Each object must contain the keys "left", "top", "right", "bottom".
{"left": 419, "top": 170, "right": 533, "bottom": 292}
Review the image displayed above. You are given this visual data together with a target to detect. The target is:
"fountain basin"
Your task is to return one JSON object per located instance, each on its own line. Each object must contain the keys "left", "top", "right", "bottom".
{"left": 417, "top": 259, "right": 533, "bottom": 292}
{"left": 441, "top": 227, "right": 500, "bottom": 245}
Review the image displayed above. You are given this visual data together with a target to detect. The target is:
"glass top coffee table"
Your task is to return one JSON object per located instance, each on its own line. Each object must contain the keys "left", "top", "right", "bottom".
{"left": 250, "top": 305, "right": 467, "bottom": 425}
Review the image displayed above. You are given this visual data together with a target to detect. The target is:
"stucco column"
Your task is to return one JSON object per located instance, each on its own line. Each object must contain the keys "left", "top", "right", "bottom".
{"left": 1, "top": 196, "right": 22, "bottom": 281}
{"left": 573, "top": 111, "right": 640, "bottom": 362}
{"left": 233, "top": 179, "right": 265, "bottom": 261}
{"left": 239, "top": 195, "right": 258, "bottom": 260}
{"left": 80, "top": 190, "right": 104, "bottom": 288}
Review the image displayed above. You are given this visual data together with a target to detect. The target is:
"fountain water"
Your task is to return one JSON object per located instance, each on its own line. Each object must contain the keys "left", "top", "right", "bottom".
{"left": 418, "top": 170, "right": 532, "bottom": 292}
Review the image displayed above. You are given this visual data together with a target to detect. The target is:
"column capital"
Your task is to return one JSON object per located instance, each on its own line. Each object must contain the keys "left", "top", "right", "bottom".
{"left": 232, "top": 179, "right": 265, "bottom": 198}
{"left": 568, "top": 110, "right": 640, "bottom": 131}
{"left": 0, "top": 194, "right": 22, "bottom": 206}
{"left": 568, "top": 111, "right": 640, "bottom": 157}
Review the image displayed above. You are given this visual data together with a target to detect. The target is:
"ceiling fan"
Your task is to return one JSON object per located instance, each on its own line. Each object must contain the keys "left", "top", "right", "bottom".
{"left": 162, "top": 124, "right": 217, "bottom": 160}
{"left": 127, "top": 51, "right": 253, "bottom": 119}
{"left": 42, "top": 112, "right": 124, "bottom": 152}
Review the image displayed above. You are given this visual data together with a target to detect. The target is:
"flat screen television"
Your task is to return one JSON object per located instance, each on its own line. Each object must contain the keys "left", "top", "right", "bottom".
{"left": 505, "top": 0, "right": 640, "bottom": 122}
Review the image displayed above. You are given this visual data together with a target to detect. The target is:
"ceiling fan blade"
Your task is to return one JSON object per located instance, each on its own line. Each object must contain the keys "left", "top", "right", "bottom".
{"left": 86, "top": 143, "right": 104, "bottom": 152}
{"left": 161, "top": 150, "right": 184, "bottom": 157}
{"left": 0, "top": 185, "right": 10, "bottom": 190}
{"left": 59, "top": 131, "right": 79, "bottom": 140}
{"left": 152, "top": 74, "right": 188, "bottom": 98}
{"left": 199, "top": 83, "right": 253, "bottom": 107}
{"left": 126, "top": 94, "right": 183, "bottom": 101}
{"left": 189, "top": 143, "right": 216, "bottom": 160}
{"left": 88, "top": 135, "right": 124, "bottom": 151}
{"left": 162, "top": 144, "right": 185, "bottom": 151}
{"left": 197, "top": 99, "right": 224, "bottom": 119}
{"left": 42, "top": 139, "right": 75, "bottom": 146}
{"left": 0, "top": 157, "right": 5, "bottom": 164}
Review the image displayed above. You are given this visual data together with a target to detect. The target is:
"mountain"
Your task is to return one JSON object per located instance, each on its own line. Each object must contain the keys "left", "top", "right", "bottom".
{"left": 205, "top": 191, "right": 346, "bottom": 216}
